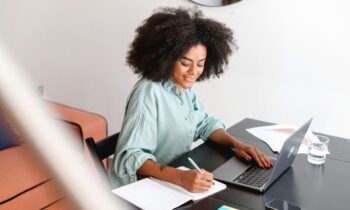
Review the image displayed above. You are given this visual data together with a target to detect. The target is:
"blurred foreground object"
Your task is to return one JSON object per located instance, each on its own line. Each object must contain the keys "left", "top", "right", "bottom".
{"left": 0, "top": 100, "right": 109, "bottom": 209}
{"left": 0, "top": 42, "right": 129, "bottom": 209}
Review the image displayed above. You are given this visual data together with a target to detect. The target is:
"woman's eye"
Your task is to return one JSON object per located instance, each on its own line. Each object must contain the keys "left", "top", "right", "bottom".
{"left": 197, "top": 62, "right": 205, "bottom": 67}
{"left": 181, "top": 63, "right": 190, "bottom": 67}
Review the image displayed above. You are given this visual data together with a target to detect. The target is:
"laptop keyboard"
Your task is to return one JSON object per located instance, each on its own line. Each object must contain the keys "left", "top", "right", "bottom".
{"left": 233, "top": 164, "right": 273, "bottom": 188}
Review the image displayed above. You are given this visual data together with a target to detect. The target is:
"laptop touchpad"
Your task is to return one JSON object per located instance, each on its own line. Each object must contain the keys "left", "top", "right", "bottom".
{"left": 213, "top": 157, "right": 250, "bottom": 181}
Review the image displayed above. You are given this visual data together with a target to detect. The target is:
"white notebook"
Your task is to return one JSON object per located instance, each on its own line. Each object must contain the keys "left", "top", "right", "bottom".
{"left": 111, "top": 167, "right": 226, "bottom": 210}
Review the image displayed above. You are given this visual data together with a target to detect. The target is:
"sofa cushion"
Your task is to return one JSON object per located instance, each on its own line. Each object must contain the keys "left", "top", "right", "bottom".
{"left": 0, "top": 101, "right": 108, "bottom": 210}
{"left": 0, "top": 179, "right": 67, "bottom": 210}
{"left": 0, "top": 145, "right": 52, "bottom": 203}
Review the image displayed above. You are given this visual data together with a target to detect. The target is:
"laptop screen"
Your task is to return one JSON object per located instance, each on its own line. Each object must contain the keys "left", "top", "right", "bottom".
{"left": 264, "top": 119, "right": 312, "bottom": 190}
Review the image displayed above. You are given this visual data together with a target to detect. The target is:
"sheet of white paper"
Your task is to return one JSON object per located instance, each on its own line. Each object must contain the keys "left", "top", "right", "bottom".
{"left": 246, "top": 124, "right": 329, "bottom": 154}
{"left": 112, "top": 178, "right": 190, "bottom": 210}
{"left": 111, "top": 166, "right": 227, "bottom": 210}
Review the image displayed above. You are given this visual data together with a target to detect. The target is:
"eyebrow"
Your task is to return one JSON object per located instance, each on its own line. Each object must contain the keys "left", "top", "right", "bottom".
{"left": 181, "top": 56, "right": 206, "bottom": 62}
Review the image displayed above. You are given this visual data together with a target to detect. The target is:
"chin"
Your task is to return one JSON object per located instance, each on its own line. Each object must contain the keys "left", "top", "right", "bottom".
{"left": 181, "top": 83, "right": 194, "bottom": 89}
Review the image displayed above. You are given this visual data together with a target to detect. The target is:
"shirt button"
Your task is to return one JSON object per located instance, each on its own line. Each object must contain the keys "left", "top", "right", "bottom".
{"left": 185, "top": 117, "right": 187, "bottom": 120}
{"left": 186, "top": 145, "right": 190, "bottom": 150}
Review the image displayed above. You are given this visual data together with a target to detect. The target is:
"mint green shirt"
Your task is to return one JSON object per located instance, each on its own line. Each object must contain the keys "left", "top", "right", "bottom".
{"left": 109, "top": 78, "right": 225, "bottom": 187}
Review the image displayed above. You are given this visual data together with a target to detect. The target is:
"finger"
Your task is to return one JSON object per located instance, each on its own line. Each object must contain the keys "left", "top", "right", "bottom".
{"left": 191, "top": 175, "right": 212, "bottom": 189}
{"left": 200, "top": 170, "right": 214, "bottom": 185}
{"left": 197, "top": 177, "right": 214, "bottom": 188}
{"left": 201, "top": 170, "right": 213, "bottom": 178}
{"left": 192, "top": 184, "right": 211, "bottom": 192}
{"left": 255, "top": 149, "right": 271, "bottom": 168}
{"left": 269, "top": 157, "right": 273, "bottom": 166}
{"left": 187, "top": 181, "right": 210, "bottom": 193}
{"left": 262, "top": 154, "right": 273, "bottom": 168}
{"left": 237, "top": 149, "right": 252, "bottom": 161}
{"left": 260, "top": 153, "right": 270, "bottom": 168}
{"left": 250, "top": 147, "right": 264, "bottom": 167}
{"left": 256, "top": 149, "right": 272, "bottom": 168}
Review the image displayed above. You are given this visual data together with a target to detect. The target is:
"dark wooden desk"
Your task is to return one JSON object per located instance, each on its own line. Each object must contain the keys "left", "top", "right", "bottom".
{"left": 227, "top": 118, "right": 350, "bottom": 163}
{"left": 171, "top": 118, "right": 350, "bottom": 210}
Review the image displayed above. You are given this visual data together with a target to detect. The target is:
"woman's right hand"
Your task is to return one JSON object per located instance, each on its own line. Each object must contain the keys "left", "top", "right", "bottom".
{"left": 178, "top": 169, "right": 214, "bottom": 192}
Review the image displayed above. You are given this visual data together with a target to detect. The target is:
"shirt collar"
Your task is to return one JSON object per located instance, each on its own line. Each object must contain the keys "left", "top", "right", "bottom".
{"left": 162, "top": 79, "right": 180, "bottom": 94}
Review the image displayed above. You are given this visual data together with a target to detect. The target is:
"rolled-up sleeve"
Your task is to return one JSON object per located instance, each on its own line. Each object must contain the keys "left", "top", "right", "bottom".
{"left": 191, "top": 93, "right": 225, "bottom": 141}
{"left": 196, "top": 114, "right": 225, "bottom": 141}
{"left": 110, "top": 110, "right": 157, "bottom": 187}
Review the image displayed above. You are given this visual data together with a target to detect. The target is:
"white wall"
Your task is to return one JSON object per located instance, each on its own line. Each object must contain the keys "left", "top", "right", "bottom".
{"left": 1, "top": 0, "right": 349, "bottom": 138}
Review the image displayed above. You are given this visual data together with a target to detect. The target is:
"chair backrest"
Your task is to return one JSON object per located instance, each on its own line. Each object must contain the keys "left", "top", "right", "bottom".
{"left": 85, "top": 133, "right": 119, "bottom": 179}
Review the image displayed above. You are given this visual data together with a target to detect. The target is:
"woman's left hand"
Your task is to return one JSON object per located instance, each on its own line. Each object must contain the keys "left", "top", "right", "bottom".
{"left": 234, "top": 142, "right": 273, "bottom": 168}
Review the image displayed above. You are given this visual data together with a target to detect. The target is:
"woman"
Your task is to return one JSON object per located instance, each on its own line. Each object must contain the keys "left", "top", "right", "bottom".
{"left": 109, "top": 7, "right": 272, "bottom": 192}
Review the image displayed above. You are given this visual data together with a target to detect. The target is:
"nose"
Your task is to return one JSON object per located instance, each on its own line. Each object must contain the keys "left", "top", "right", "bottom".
{"left": 188, "top": 64, "right": 198, "bottom": 75}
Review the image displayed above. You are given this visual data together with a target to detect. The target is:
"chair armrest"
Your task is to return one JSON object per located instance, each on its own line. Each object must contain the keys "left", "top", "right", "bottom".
{"left": 45, "top": 100, "right": 108, "bottom": 147}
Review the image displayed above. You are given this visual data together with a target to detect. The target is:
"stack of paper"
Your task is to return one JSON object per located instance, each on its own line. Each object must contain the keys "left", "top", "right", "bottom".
{"left": 246, "top": 124, "right": 317, "bottom": 154}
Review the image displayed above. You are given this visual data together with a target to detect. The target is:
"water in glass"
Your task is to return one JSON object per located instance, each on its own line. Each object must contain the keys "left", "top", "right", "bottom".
{"left": 307, "top": 135, "right": 329, "bottom": 165}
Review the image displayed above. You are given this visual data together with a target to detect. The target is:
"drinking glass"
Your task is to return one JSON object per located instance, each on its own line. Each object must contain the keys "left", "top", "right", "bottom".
{"left": 307, "top": 135, "right": 329, "bottom": 165}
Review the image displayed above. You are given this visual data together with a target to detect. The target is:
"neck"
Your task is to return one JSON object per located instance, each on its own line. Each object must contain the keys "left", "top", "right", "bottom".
{"left": 169, "top": 77, "right": 183, "bottom": 94}
{"left": 176, "top": 87, "right": 183, "bottom": 94}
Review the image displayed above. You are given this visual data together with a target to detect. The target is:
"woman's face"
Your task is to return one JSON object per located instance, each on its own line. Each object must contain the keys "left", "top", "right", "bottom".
{"left": 170, "top": 44, "right": 207, "bottom": 92}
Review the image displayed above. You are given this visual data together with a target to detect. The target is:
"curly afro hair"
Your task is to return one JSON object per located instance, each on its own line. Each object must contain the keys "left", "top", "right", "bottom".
{"left": 126, "top": 7, "right": 237, "bottom": 82}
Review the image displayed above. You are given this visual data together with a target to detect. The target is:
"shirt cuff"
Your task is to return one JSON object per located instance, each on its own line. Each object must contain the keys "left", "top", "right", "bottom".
{"left": 125, "top": 151, "right": 156, "bottom": 175}
{"left": 201, "top": 120, "right": 225, "bottom": 141}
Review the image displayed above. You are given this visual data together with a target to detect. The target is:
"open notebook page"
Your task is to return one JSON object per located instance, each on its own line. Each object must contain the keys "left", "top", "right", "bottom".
{"left": 112, "top": 178, "right": 190, "bottom": 210}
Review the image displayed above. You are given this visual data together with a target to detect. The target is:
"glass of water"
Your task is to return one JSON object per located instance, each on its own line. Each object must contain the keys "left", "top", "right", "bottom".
{"left": 307, "top": 135, "right": 329, "bottom": 165}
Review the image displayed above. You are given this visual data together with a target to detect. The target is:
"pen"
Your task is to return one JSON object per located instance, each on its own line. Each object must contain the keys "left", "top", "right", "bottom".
{"left": 188, "top": 157, "right": 203, "bottom": 173}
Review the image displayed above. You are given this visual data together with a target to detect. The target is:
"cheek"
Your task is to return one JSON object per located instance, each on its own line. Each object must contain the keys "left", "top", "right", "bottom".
{"left": 174, "top": 66, "right": 188, "bottom": 77}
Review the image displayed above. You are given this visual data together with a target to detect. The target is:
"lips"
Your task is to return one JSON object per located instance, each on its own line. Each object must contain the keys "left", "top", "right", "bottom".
{"left": 184, "top": 76, "right": 196, "bottom": 83}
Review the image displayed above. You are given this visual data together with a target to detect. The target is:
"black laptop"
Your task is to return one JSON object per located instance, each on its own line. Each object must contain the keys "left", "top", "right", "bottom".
{"left": 213, "top": 119, "right": 312, "bottom": 192}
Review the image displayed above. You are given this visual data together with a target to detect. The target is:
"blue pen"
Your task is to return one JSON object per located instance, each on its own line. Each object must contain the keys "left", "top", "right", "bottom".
{"left": 188, "top": 157, "right": 203, "bottom": 173}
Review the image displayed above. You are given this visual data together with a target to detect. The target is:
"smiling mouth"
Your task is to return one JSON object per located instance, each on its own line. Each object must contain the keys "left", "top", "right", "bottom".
{"left": 184, "top": 76, "right": 196, "bottom": 83}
